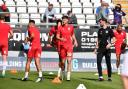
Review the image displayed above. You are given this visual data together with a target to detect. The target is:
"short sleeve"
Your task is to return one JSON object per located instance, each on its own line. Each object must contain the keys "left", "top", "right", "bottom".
{"left": 8, "top": 24, "right": 12, "bottom": 32}
{"left": 109, "top": 29, "right": 114, "bottom": 38}
{"left": 96, "top": 7, "right": 100, "bottom": 14}
{"left": 28, "top": 28, "right": 33, "bottom": 37}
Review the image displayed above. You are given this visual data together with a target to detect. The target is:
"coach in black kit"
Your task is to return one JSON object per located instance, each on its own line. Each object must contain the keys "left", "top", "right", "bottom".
{"left": 94, "top": 18, "right": 114, "bottom": 81}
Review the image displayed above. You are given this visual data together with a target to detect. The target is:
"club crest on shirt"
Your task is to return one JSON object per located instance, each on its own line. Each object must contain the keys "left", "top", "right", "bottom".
{"left": 68, "top": 27, "right": 70, "bottom": 31}
{"left": 100, "top": 31, "right": 102, "bottom": 34}
{"left": 106, "top": 31, "right": 108, "bottom": 33}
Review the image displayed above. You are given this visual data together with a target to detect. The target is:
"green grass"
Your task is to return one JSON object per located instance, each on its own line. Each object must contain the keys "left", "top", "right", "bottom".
{"left": 0, "top": 71, "right": 123, "bottom": 89}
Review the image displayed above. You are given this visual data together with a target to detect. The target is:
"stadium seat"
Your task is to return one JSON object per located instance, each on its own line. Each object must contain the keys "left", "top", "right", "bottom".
{"left": 25, "top": 0, "right": 36, "bottom": 2}
{"left": 10, "top": 18, "right": 18, "bottom": 24}
{"left": 47, "top": 0, "right": 58, "bottom": 3}
{"left": 19, "top": 14, "right": 29, "bottom": 24}
{"left": 86, "top": 20, "right": 96, "bottom": 25}
{"left": 86, "top": 15, "right": 96, "bottom": 20}
{"left": 30, "top": 14, "right": 40, "bottom": 19}
{"left": 15, "top": 0, "right": 25, "bottom": 2}
{"left": 91, "top": 0, "right": 100, "bottom": 3}
{"left": 83, "top": 2, "right": 93, "bottom": 7}
{"left": 80, "top": 0, "right": 91, "bottom": 3}
{"left": 76, "top": 14, "right": 85, "bottom": 25}
{"left": 55, "top": 14, "right": 62, "bottom": 19}
{"left": 72, "top": 2, "right": 82, "bottom": 14}
{"left": 59, "top": 0, "right": 69, "bottom": 3}
{"left": 16, "top": 1, "right": 26, "bottom": 6}
{"left": 36, "top": 0, "right": 47, "bottom": 2}
{"left": 10, "top": 13, "right": 18, "bottom": 19}
{"left": 17, "top": 7, "right": 27, "bottom": 13}
{"left": 27, "top": 2, "right": 38, "bottom": 13}
{"left": 70, "top": 0, "right": 80, "bottom": 3}
{"left": 61, "top": 2, "right": 71, "bottom": 14}
{"left": 19, "top": 14, "right": 29, "bottom": 19}
{"left": 5, "top": 1, "right": 15, "bottom": 6}
{"left": 38, "top": 2, "right": 48, "bottom": 13}
{"left": 93, "top": 3, "right": 101, "bottom": 8}
{"left": 0, "top": 0, "right": 4, "bottom": 5}
{"left": 77, "top": 19, "right": 85, "bottom": 25}
{"left": 8, "top": 7, "right": 16, "bottom": 13}
{"left": 76, "top": 14, "right": 85, "bottom": 19}
{"left": 83, "top": 8, "right": 93, "bottom": 14}
{"left": 19, "top": 19, "right": 29, "bottom": 24}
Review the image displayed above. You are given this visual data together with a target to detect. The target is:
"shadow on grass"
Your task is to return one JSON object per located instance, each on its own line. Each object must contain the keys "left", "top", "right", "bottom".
{"left": 80, "top": 77, "right": 98, "bottom": 81}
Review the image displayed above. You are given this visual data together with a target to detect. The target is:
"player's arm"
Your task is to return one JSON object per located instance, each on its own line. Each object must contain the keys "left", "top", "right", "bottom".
{"left": 28, "top": 32, "right": 34, "bottom": 41}
{"left": 48, "top": 35, "right": 52, "bottom": 44}
{"left": 8, "top": 29, "right": 13, "bottom": 39}
{"left": 94, "top": 38, "right": 98, "bottom": 54}
{"left": 56, "top": 27, "right": 65, "bottom": 41}
{"left": 56, "top": 34, "right": 65, "bottom": 41}
{"left": 48, "top": 27, "right": 54, "bottom": 44}
{"left": 106, "top": 29, "right": 115, "bottom": 49}
{"left": 72, "top": 33, "right": 78, "bottom": 47}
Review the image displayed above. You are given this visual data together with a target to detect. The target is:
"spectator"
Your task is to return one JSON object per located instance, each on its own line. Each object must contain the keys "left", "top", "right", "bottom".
{"left": 67, "top": 10, "right": 77, "bottom": 25}
{"left": 112, "top": 4, "right": 126, "bottom": 25}
{"left": 43, "top": 3, "right": 56, "bottom": 23}
{"left": 96, "top": 1, "right": 109, "bottom": 23}
{"left": 0, "top": 4, "right": 10, "bottom": 22}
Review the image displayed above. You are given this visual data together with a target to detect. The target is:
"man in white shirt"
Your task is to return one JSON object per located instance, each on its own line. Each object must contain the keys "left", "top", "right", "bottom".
{"left": 43, "top": 3, "right": 56, "bottom": 23}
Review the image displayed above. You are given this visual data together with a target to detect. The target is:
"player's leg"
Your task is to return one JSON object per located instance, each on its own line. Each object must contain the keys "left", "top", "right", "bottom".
{"left": 22, "top": 57, "right": 33, "bottom": 81}
{"left": 105, "top": 51, "right": 112, "bottom": 81}
{"left": 57, "top": 55, "right": 62, "bottom": 78}
{"left": 1, "top": 45, "right": 8, "bottom": 76}
{"left": 66, "top": 47, "right": 73, "bottom": 81}
{"left": 115, "top": 47, "right": 121, "bottom": 74}
{"left": 22, "top": 48, "right": 33, "bottom": 81}
{"left": 58, "top": 46, "right": 67, "bottom": 80}
{"left": 121, "top": 76, "right": 128, "bottom": 89}
{"left": 97, "top": 52, "right": 104, "bottom": 81}
{"left": 66, "top": 55, "right": 72, "bottom": 81}
{"left": 34, "top": 48, "right": 43, "bottom": 82}
{"left": 2, "top": 55, "right": 7, "bottom": 76}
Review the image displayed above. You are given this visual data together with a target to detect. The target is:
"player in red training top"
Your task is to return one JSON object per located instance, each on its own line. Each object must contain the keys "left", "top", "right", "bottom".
{"left": 56, "top": 16, "right": 78, "bottom": 81}
{"left": 0, "top": 16, "right": 13, "bottom": 76}
{"left": 22, "top": 20, "right": 43, "bottom": 82}
{"left": 113, "top": 24, "right": 126, "bottom": 75}
{"left": 48, "top": 19, "right": 62, "bottom": 78}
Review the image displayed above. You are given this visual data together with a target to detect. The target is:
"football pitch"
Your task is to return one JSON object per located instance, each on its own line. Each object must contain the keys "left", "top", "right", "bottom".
{"left": 0, "top": 71, "right": 123, "bottom": 89}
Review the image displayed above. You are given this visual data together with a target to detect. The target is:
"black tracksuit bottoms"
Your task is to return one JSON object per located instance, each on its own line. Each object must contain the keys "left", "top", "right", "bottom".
{"left": 97, "top": 50, "right": 112, "bottom": 78}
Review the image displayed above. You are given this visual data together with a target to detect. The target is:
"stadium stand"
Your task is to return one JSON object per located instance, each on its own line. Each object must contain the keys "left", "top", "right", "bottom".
{"left": 0, "top": 0, "right": 128, "bottom": 27}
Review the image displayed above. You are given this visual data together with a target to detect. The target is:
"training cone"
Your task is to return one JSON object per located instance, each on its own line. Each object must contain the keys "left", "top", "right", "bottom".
{"left": 103, "top": 69, "right": 108, "bottom": 75}
{"left": 52, "top": 77, "right": 62, "bottom": 84}
{"left": 10, "top": 69, "right": 17, "bottom": 74}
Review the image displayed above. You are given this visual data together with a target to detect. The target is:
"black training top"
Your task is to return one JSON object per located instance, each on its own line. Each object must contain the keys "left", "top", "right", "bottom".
{"left": 97, "top": 26, "right": 114, "bottom": 52}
